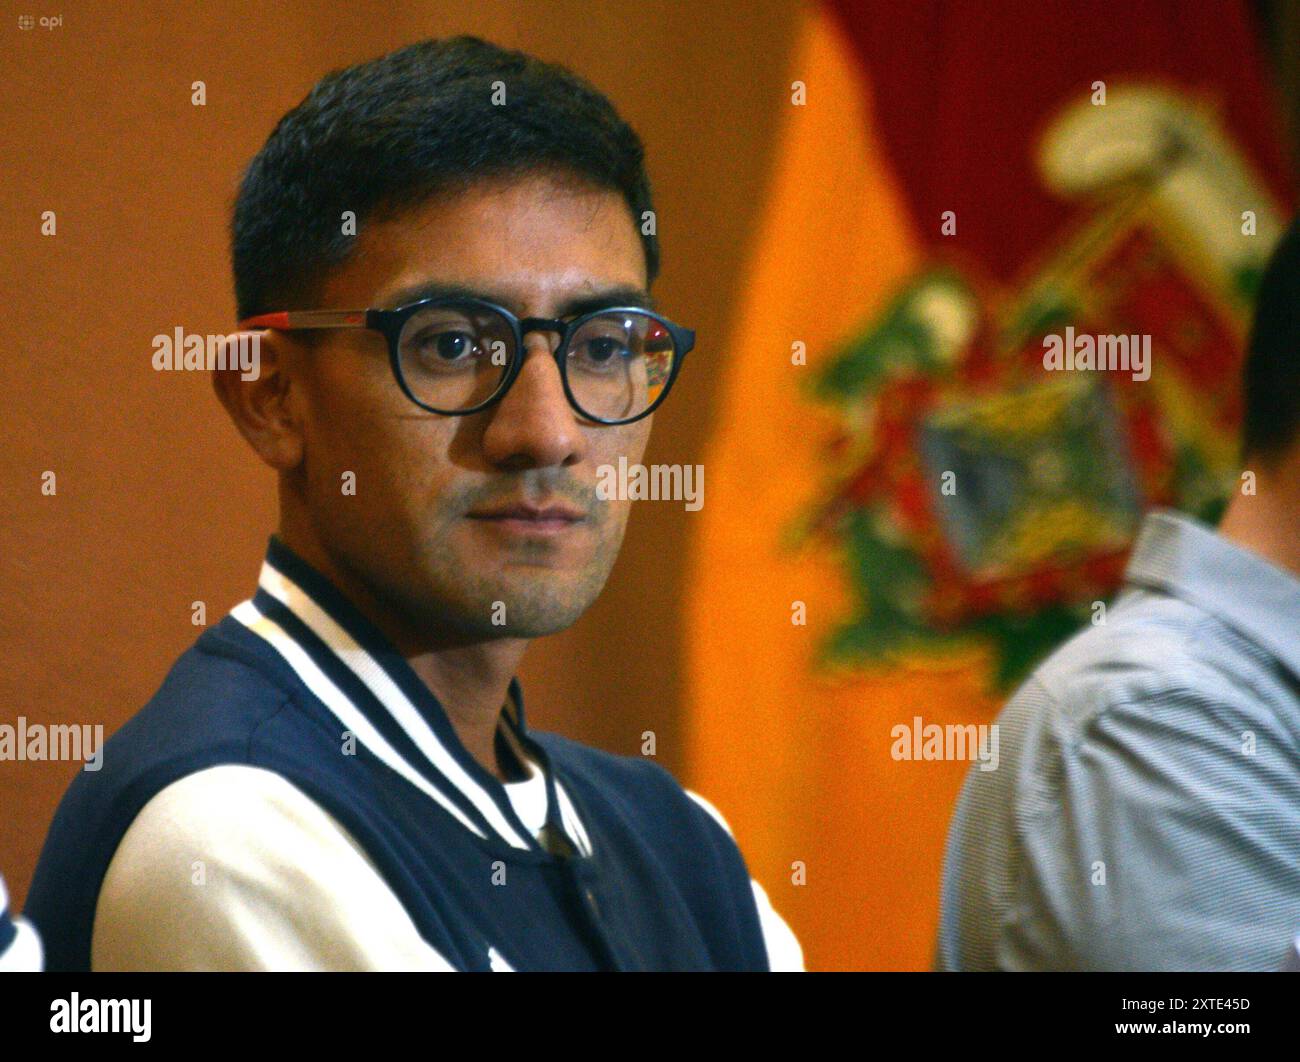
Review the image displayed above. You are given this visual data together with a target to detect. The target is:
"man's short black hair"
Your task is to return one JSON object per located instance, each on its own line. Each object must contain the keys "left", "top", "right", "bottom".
{"left": 1243, "top": 217, "right": 1300, "bottom": 461}
{"left": 231, "top": 36, "right": 658, "bottom": 322}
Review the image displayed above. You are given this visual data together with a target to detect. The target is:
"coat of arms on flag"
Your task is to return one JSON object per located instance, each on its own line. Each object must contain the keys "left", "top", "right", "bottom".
{"left": 793, "top": 85, "right": 1288, "bottom": 686}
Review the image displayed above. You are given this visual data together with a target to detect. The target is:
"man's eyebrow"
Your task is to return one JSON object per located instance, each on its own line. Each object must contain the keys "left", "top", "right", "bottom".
{"left": 381, "top": 281, "right": 657, "bottom": 317}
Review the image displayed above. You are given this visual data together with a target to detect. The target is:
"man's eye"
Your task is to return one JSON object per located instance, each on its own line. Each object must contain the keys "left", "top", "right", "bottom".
{"left": 574, "top": 337, "right": 631, "bottom": 365}
{"left": 410, "top": 330, "right": 477, "bottom": 362}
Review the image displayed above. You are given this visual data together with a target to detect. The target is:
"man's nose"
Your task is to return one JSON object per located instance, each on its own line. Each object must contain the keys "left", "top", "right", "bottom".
{"left": 481, "top": 331, "right": 586, "bottom": 469}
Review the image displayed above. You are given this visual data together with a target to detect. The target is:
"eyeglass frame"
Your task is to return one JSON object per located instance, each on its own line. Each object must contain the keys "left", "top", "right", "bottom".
{"left": 237, "top": 296, "right": 694, "bottom": 426}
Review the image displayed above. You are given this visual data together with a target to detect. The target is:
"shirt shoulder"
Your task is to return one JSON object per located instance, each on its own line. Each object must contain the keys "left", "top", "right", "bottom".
{"left": 941, "top": 589, "right": 1300, "bottom": 971}
{"left": 989, "top": 586, "right": 1300, "bottom": 841}
{"left": 91, "top": 763, "right": 455, "bottom": 971}
{"left": 1030, "top": 588, "right": 1285, "bottom": 739}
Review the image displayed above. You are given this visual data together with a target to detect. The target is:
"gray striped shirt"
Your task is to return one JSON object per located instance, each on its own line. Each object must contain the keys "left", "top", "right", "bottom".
{"left": 938, "top": 509, "right": 1300, "bottom": 970}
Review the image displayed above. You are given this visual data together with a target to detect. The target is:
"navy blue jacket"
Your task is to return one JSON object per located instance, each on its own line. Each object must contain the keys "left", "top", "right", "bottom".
{"left": 26, "top": 537, "right": 771, "bottom": 972}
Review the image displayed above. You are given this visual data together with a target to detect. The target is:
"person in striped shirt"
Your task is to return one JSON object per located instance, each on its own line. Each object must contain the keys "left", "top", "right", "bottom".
{"left": 939, "top": 219, "right": 1300, "bottom": 971}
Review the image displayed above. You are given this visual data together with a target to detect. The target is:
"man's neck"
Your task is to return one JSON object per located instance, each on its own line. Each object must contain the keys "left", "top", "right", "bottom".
{"left": 1216, "top": 452, "right": 1300, "bottom": 580}
{"left": 406, "top": 643, "right": 528, "bottom": 783}
{"left": 275, "top": 521, "right": 528, "bottom": 784}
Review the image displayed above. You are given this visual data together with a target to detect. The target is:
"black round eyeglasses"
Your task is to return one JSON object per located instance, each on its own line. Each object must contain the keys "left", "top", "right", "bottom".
{"left": 239, "top": 296, "right": 694, "bottom": 426}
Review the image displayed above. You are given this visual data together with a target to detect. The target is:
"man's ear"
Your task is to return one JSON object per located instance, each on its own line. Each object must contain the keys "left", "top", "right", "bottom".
{"left": 211, "top": 331, "right": 305, "bottom": 472}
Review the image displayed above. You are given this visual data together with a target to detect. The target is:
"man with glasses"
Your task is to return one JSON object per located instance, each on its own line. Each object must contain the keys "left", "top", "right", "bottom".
{"left": 26, "top": 36, "right": 803, "bottom": 972}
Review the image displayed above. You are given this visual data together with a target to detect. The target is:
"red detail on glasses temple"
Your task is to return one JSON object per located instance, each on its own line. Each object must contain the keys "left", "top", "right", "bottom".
{"left": 237, "top": 311, "right": 367, "bottom": 330}
{"left": 238, "top": 312, "right": 290, "bottom": 330}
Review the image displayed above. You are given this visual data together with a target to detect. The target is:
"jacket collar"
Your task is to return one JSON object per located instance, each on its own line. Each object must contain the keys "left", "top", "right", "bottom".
{"left": 1124, "top": 508, "right": 1300, "bottom": 682}
{"left": 230, "top": 535, "right": 560, "bottom": 854}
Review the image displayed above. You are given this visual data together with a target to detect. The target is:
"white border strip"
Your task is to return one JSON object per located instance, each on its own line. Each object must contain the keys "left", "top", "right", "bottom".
{"left": 555, "top": 784, "right": 593, "bottom": 858}
{"left": 231, "top": 600, "right": 489, "bottom": 841}
{"left": 254, "top": 565, "right": 530, "bottom": 850}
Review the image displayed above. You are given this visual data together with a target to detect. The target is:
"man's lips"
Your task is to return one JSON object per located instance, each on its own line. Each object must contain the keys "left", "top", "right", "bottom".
{"left": 465, "top": 502, "right": 587, "bottom": 534}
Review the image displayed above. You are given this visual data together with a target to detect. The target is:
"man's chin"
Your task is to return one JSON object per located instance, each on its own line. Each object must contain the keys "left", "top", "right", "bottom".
{"left": 478, "top": 583, "right": 600, "bottom": 638}
{"left": 414, "top": 564, "right": 604, "bottom": 638}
